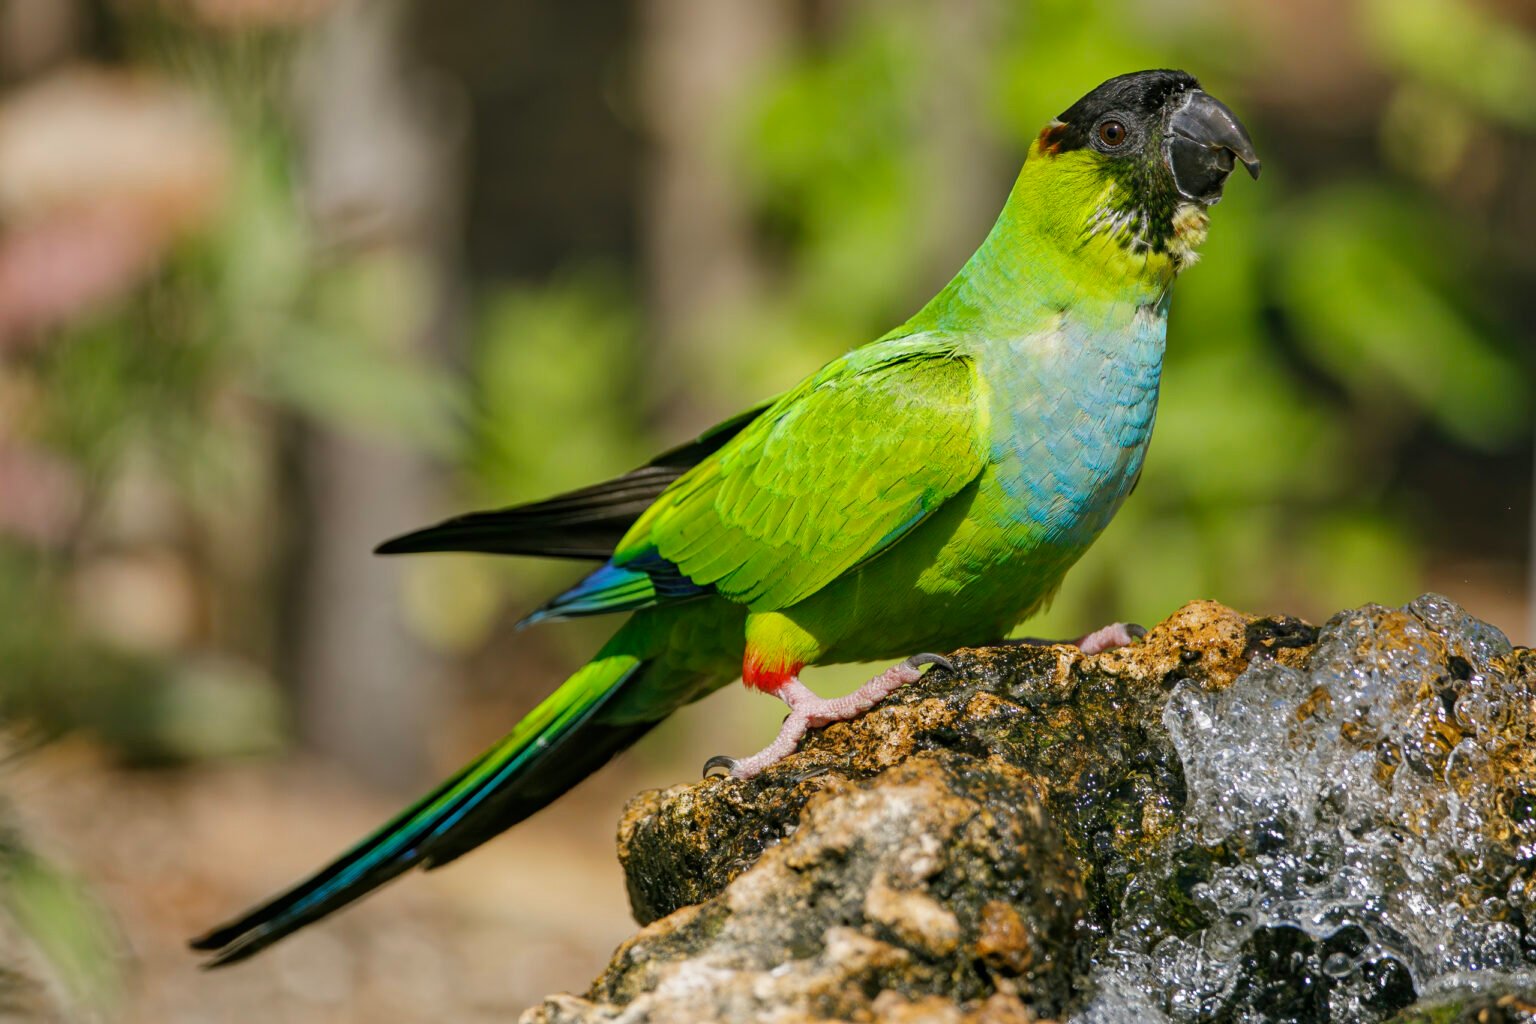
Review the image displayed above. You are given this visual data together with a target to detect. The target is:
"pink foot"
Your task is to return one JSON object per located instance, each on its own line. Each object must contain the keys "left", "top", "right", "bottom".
{"left": 1010, "top": 622, "right": 1147, "bottom": 654}
{"left": 703, "top": 654, "right": 953, "bottom": 780}
{"left": 1074, "top": 621, "right": 1147, "bottom": 655}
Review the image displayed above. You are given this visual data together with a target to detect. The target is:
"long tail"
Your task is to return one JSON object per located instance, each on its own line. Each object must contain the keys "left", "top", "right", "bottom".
{"left": 190, "top": 631, "right": 667, "bottom": 967}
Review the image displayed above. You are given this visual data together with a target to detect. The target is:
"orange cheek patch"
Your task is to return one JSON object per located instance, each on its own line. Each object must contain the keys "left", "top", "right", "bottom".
{"left": 742, "top": 650, "right": 804, "bottom": 693}
{"left": 1038, "top": 123, "right": 1068, "bottom": 156}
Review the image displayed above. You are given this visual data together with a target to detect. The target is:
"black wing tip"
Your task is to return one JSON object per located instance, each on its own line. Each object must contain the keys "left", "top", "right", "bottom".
{"left": 373, "top": 534, "right": 419, "bottom": 555}
{"left": 372, "top": 522, "right": 484, "bottom": 555}
{"left": 373, "top": 529, "right": 618, "bottom": 560}
{"left": 372, "top": 509, "right": 508, "bottom": 556}
{"left": 371, "top": 510, "right": 626, "bottom": 559}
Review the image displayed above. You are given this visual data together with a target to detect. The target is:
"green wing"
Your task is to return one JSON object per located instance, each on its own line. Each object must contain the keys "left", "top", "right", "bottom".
{"left": 614, "top": 337, "right": 989, "bottom": 611}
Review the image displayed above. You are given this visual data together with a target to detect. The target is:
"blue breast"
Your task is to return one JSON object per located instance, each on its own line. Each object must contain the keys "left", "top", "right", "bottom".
{"left": 982, "top": 294, "right": 1168, "bottom": 548}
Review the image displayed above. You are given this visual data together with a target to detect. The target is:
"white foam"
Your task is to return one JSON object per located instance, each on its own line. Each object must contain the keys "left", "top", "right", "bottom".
{"left": 1071, "top": 595, "right": 1530, "bottom": 1022}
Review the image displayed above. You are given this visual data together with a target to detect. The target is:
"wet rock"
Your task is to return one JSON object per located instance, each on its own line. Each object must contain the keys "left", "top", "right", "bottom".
{"left": 521, "top": 597, "right": 1536, "bottom": 1024}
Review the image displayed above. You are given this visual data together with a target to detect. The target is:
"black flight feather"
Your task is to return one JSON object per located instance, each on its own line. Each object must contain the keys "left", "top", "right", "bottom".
{"left": 374, "top": 401, "right": 771, "bottom": 560}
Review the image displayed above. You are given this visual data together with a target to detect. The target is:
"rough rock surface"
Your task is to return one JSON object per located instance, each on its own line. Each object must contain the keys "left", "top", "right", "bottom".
{"left": 520, "top": 597, "right": 1536, "bottom": 1024}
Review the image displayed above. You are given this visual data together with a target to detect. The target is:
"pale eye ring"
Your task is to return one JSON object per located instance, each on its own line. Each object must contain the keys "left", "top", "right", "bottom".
{"left": 1097, "top": 118, "right": 1129, "bottom": 148}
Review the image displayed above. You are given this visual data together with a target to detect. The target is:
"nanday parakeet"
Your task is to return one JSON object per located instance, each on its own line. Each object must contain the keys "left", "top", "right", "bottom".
{"left": 193, "top": 69, "right": 1260, "bottom": 966}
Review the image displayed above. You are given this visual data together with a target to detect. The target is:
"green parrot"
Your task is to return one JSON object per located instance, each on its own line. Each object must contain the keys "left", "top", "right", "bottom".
{"left": 193, "top": 69, "right": 1259, "bottom": 966}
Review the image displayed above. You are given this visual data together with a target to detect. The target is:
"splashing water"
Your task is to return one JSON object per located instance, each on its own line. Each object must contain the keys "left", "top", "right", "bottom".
{"left": 1073, "top": 595, "right": 1536, "bottom": 1023}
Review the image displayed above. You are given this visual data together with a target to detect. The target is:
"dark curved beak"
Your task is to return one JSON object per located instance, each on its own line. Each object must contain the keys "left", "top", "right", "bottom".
{"left": 1164, "top": 89, "right": 1261, "bottom": 205}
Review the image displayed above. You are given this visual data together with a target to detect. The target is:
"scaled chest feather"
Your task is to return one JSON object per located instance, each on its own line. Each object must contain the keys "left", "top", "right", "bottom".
{"left": 982, "top": 301, "right": 1167, "bottom": 545}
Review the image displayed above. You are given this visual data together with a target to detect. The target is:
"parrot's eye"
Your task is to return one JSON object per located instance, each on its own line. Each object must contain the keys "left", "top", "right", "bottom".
{"left": 1097, "top": 119, "right": 1128, "bottom": 148}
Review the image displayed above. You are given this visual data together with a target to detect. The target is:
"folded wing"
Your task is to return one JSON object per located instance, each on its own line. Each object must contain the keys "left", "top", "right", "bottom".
{"left": 613, "top": 338, "right": 989, "bottom": 613}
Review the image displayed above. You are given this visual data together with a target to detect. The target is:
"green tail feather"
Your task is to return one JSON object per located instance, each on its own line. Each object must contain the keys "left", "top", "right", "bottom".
{"left": 190, "top": 647, "right": 654, "bottom": 967}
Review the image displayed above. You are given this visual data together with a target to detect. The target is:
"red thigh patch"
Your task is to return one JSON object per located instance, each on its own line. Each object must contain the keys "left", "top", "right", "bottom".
{"left": 742, "top": 649, "right": 804, "bottom": 693}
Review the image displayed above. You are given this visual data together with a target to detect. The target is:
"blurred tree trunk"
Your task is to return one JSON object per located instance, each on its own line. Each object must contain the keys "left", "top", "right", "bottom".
{"left": 0, "top": 0, "right": 80, "bottom": 82}
{"left": 286, "top": 0, "right": 464, "bottom": 789}
{"left": 904, "top": 0, "right": 1008, "bottom": 291}
{"left": 637, "top": 0, "right": 791, "bottom": 434}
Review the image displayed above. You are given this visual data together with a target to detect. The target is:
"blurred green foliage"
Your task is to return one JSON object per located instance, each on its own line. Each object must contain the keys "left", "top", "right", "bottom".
{"left": 1364, "top": 0, "right": 1536, "bottom": 132}
{"left": 469, "top": 276, "right": 645, "bottom": 502}
{"left": 0, "top": 826, "right": 123, "bottom": 1016}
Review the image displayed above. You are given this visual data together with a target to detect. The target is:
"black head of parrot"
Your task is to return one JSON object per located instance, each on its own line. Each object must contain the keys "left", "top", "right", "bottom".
{"left": 1035, "top": 70, "right": 1260, "bottom": 260}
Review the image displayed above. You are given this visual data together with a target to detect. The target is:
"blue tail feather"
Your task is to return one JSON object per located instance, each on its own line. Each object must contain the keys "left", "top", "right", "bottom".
{"left": 191, "top": 653, "right": 652, "bottom": 967}
{"left": 519, "top": 554, "right": 709, "bottom": 628}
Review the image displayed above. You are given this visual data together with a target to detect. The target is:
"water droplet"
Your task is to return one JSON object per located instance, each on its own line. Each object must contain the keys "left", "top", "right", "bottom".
{"left": 1321, "top": 951, "right": 1353, "bottom": 978}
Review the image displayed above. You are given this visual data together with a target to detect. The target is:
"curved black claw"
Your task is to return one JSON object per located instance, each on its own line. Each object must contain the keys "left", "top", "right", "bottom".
{"left": 905, "top": 652, "right": 955, "bottom": 674}
{"left": 702, "top": 754, "right": 739, "bottom": 779}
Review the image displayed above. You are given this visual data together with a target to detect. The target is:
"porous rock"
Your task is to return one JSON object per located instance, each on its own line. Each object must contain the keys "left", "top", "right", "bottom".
{"left": 522, "top": 597, "right": 1536, "bottom": 1023}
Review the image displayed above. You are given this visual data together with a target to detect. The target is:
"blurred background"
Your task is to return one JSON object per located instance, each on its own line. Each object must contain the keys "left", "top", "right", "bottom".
{"left": 0, "top": 0, "right": 1530, "bottom": 1019}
